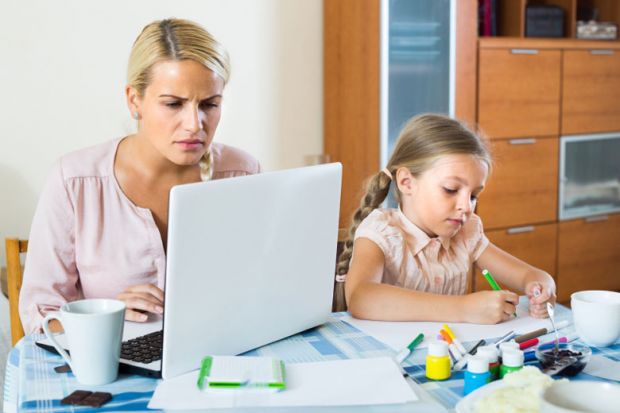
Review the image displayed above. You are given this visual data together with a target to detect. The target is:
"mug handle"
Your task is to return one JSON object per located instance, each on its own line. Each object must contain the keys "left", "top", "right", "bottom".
{"left": 42, "top": 312, "right": 74, "bottom": 371}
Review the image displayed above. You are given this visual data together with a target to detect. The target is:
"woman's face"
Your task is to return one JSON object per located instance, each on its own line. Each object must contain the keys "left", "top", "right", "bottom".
{"left": 128, "top": 59, "right": 225, "bottom": 166}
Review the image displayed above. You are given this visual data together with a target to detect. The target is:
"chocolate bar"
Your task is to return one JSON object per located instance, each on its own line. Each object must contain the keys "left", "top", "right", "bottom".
{"left": 76, "top": 392, "right": 113, "bottom": 407}
{"left": 54, "top": 364, "right": 71, "bottom": 373}
{"left": 60, "top": 390, "right": 91, "bottom": 405}
{"left": 60, "top": 390, "right": 112, "bottom": 407}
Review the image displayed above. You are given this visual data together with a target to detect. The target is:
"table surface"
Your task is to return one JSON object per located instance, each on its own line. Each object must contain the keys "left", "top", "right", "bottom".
{"left": 4, "top": 304, "right": 620, "bottom": 413}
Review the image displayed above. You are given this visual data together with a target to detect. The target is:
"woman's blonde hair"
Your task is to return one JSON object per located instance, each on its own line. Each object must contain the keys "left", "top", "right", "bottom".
{"left": 335, "top": 113, "right": 491, "bottom": 281}
{"left": 127, "top": 18, "right": 230, "bottom": 180}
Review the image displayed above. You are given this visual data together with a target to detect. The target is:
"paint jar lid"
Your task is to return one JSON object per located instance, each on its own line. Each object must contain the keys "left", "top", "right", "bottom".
{"left": 476, "top": 345, "right": 499, "bottom": 363}
{"left": 427, "top": 340, "right": 449, "bottom": 357}
{"left": 467, "top": 355, "right": 490, "bottom": 374}
{"left": 499, "top": 341, "right": 520, "bottom": 356}
{"left": 502, "top": 349, "right": 524, "bottom": 367}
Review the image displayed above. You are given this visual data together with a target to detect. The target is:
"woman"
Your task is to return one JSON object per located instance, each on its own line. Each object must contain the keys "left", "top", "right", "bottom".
{"left": 20, "top": 18, "right": 260, "bottom": 333}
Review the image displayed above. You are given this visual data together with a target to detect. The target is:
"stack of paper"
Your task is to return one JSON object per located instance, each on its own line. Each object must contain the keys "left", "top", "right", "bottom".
{"left": 148, "top": 357, "right": 418, "bottom": 409}
{"left": 342, "top": 305, "right": 550, "bottom": 351}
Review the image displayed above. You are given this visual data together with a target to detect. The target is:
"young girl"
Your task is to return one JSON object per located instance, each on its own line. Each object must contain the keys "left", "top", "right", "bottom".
{"left": 336, "top": 114, "right": 556, "bottom": 324}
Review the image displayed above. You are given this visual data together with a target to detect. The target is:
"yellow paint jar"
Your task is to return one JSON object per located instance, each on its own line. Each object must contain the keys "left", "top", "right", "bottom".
{"left": 426, "top": 340, "right": 451, "bottom": 380}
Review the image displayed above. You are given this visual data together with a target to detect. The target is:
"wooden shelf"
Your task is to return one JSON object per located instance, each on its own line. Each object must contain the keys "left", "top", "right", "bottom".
{"left": 479, "top": 37, "right": 620, "bottom": 49}
{"left": 488, "top": 0, "right": 620, "bottom": 40}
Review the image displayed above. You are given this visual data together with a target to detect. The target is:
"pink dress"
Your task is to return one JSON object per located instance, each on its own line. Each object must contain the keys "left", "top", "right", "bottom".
{"left": 352, "top": 209, "right": 489, "bottom": 295}
{"left": 20, "top": 138, "right": 260, "bottom": 333}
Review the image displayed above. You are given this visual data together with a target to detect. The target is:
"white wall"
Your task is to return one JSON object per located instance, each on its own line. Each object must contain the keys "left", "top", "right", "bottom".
{"left": 0, "top": 0, "right": 323, "bottom": 264}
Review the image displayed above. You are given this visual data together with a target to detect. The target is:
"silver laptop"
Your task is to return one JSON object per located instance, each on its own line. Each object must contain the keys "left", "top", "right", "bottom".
{"left": 37, "top": 163, "right": 342, "bottom": 380}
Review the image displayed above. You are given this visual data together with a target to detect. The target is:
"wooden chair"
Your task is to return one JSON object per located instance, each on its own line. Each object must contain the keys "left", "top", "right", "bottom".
{"left": 5, "top": 238, "right": 28, "bottom": 346}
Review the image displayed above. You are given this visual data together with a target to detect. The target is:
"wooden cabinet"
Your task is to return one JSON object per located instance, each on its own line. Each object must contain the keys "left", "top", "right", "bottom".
{"left": 324, "top": 0, "right": 478, "bottom": 228}
{"left": 476, "top": 137, "right": 558, "bottom": 229}
{"left": 562, "top": 49, "right": 620, "bottom": 134}
{"left": 477, "top": 38, "right": 620, "bottom": 300}
{"left": 324, "top": 0, "right": 380, "bottom": 228}
{"left": 557, "top": 214, "right": 620, "bottom": 303}
{"left": 474, "top": 223, "right": 558, "bottom": 291}
{"left": 478, "top": 48, "right": 561, "bottom": 139}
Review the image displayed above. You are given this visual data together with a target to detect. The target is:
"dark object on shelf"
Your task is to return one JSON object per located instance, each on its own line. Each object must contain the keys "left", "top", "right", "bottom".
{"left": 577, "top": 20, "right": 618, "bottom": 40}
{"left": 577, "top": 4, "right": 598, "bottom": 22}
{"left": 526, "top": 5, "right": 565, "bottom": 38}
{"left": 478, "top": 0, "right": 498, "bottom": 37}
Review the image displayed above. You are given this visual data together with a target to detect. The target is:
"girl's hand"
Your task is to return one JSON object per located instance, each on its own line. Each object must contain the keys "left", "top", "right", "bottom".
{"left": 525, "top": 281, "right": 556, "bottom": 319}
{"left": 117, "top": 284, "right": 164, "bottom": 322}
{"left": 462, "top": 290, "right": 519, "bottom": 324}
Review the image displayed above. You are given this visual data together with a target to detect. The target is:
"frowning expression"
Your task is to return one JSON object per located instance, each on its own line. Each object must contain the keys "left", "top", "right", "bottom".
{"left": 129, "top": 59, "right": 225, "bottom": 166}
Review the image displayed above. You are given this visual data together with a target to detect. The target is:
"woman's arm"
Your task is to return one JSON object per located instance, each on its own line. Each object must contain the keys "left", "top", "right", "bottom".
{"left": 19, "top": 160, "right": 80, "bottom": 334}
{"left": 475, "top": 242, "right": 556, "bottom": 318}
{"left": 345, "top": 238, "right": 518, "bottom": 323}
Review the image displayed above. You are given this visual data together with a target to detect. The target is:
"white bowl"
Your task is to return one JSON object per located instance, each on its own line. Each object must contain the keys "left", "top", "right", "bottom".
{"left": 571, "top": 290, "right": 620, "bottom": 347}
{"left": 541, "top": 381, "right": 620, "bottom": 413}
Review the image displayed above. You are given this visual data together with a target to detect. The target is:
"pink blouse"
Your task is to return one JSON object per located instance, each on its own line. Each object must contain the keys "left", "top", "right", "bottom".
{"left": 353, "top": 209, "right": 489, "bottom": 295}
{"left": 20, "top": 138, "right": 260, "bottom": 333}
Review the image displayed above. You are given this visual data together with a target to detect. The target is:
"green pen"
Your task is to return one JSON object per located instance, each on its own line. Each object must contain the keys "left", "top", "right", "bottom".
{"left": 395, "top": 333, "right": 424, "bottom": 364}
{"left": 482, "top": 269, "right": 517, "bottom": 317}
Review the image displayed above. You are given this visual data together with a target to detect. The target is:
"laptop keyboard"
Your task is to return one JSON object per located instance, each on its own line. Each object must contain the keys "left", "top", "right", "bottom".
{"left": 120, "top": 330, "right": 163, "bottom": 364}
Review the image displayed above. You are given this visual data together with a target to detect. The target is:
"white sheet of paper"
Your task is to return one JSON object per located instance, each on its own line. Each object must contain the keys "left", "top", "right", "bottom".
{"left": 148, "top": 357, "right": 418, "bottom": 409}
{"left": 583, "top": 355, "right": 620, "bottom": 381}
{"left": 342, "top": 305, "right": 551, "bottom": 351}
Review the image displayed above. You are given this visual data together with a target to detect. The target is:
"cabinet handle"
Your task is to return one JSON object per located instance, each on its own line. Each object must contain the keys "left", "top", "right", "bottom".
{"left": 509, "top": 138, "right": 537, "bottom": 145}
{"left": 585, "top": 215, "right": 609, "bottom": 223}
{"left": 590, "top": 49, "right": 614, "bottom": 55}
{"left": 511, "top": 49, "right": 539, "bottom": 55}
{"left": 506, "top": 226, "right": 535, "bottom": 234}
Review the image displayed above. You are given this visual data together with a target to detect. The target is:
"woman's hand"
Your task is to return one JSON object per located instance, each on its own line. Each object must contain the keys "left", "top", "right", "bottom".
{"left": 462, "top": 290, "right": 519, "bottom": 324}
{"left": 117, "top": 284, "right": 164, "bottom": 322}
{"left": 525, "top": 281, "right": 556, "bottom": 319}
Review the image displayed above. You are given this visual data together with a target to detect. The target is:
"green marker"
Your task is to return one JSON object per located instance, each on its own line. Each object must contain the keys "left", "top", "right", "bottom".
{"left": 482, "top": 269, "right": 501, "bottom": 291}
{"left": 482, "top": 269, "right": 516, "bottom": 317}
{"left": 395, "top": 333, "right": 424, "bottom": 364}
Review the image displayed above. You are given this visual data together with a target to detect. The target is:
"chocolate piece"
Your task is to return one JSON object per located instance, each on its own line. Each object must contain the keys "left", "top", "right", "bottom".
{"left": 77, "top": 392, "right": 113, "bottom": 407}
{"left": 54, "top": 364, "right": 72, "bottom": 373}
{"left": 60, "top": 390, "right": 91, "bottom": 405}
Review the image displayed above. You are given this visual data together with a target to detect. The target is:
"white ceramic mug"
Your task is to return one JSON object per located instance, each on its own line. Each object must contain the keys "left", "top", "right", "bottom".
{"left": 42, "top": 299, "right": 126, "bottom": 385}
{"left": 571, "top": 290, "right": 620, "bottom": 347}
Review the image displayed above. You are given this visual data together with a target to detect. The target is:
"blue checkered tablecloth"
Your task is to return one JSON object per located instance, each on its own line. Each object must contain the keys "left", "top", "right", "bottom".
{"left": 4, "top": 306, "right": 620, "bottom": 412}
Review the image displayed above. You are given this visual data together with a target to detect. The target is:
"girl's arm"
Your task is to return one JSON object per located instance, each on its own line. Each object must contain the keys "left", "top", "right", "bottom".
{"left": 475, "top": 242, "right": 556, "bottom": 318}
{"left": 345, "top": 238, "right": 518, "bottom": 323}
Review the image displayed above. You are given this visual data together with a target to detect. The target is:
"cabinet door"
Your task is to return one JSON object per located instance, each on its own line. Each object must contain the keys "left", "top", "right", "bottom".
{"left": 474, "top": 223, "right": 558, "bottom": 291}
{"left": 562, "top": 50, "right": 620, "bottom": 134}
{"left": 476, "top": 137, "right": 558, "bottom": 229}
{"left": 557, "top": 214, "right": 620, "bottom": 303}
{"left": 478, "top": 48, "right": 561, "bottom": 139}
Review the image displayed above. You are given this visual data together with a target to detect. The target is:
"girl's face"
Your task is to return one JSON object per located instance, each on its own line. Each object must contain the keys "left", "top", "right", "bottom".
{"left": 398, "top": 154, "right": 489, "bottom": 239}
{"left": 127, "top": 59, "right": 224, "bottom": 166}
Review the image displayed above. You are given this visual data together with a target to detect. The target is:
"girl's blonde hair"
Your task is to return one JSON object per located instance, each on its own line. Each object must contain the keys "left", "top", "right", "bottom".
{"left": 127, "top": 18, "right": 230, "bottom": 180}
{"left": 335, "top": 113, "right": 491, "bottom": 280}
